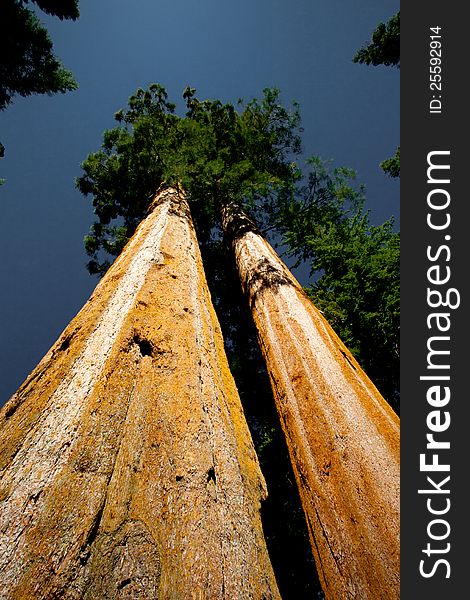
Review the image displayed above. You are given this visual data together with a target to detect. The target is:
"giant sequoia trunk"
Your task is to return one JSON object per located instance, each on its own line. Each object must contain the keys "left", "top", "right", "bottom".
{"left": 0, "top": 188, "right": 280, "bottom": 599}
{"left": 221, "top": 201, "right": 400, "bottom": 600}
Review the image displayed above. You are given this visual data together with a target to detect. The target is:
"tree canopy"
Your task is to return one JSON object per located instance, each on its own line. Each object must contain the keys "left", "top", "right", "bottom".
{"left": 0, "top": 0, "right": 79, "bottom": 176}
{"left": 0, "top": 0, "right": 79, "bottom": 111}
{"left": 77, "top": 85, "right": 400, "bottom": 594}
{"left": 353, "top": 12, "right": 400, "bottom": 68}
{"left": 76, "top": 84, "right": 301, "bottom": 274}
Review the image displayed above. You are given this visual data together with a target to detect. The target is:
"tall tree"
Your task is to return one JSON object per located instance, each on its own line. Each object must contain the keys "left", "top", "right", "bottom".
{"left": 76, "top": 85, "right": 400, "bottom": 598}
{"left": 0, "top": 187, "right": 280, "bottom": 598}
{"left": 221, "top": 200, "right": 399, "bottom": 599}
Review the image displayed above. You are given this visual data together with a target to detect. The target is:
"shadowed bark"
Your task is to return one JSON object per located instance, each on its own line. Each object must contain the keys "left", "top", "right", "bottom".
{"left": 221, "top": 201, "right": 400, "bottom": 600}
{"left": 0, "top": 188, "right": 280, "bottom": 599}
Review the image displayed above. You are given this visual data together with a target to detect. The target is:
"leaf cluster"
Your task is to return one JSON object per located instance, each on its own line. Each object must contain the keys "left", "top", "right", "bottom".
{"left": 380, "top": 146, "right": 400, "bottom": 178}
{"left": 353, "top": 12, "right": 400, "bottom": 68}
{"left": 0, "top": 0, "right": 78, "bottom": 111}
{"left": 25, "top": 1, "right": 79, "bottom": 21}
{"left": 352, "top": 13, "right": 400, "bottom": 179}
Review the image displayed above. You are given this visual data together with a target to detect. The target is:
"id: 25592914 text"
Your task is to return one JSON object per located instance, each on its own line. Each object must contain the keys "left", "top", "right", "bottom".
{"left": 429, "top": 26, "right": 443, "bottom": 115}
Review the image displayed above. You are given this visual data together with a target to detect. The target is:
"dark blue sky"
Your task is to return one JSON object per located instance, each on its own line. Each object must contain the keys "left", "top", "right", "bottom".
{"left": 0, "top": 0, "right": 399, "bottom": 403}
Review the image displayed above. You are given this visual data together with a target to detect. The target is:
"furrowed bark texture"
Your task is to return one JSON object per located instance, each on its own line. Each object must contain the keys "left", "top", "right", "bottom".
{"left": 0, "top": 188, "right": 280, "bottom": 600}
{"left": 222, "top": 202, "right": 400, "bottom": 600}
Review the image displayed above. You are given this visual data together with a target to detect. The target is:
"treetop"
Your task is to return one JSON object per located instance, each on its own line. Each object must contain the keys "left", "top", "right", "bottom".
{"left": 76, "top": 84, "right": 302, "bottom": 274}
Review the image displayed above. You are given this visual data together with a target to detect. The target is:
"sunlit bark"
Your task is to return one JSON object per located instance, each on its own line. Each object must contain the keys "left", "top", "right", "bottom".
{"left": 222, "top": 201, "right": 400, "bottom": 600}
{"left": 0, "top": 188, "right": 280, "bottom": 599}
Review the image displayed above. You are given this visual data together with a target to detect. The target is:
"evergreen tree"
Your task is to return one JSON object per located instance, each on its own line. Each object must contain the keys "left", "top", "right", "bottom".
{"left": 77, "top": 85, "right": 400, "bottom": 598}
{"left": 219, "top": 193, "right": 399, "bottom": 600}
{"left": 0, "top": 187, "right": 281, "bottom": 598}
{"left": 77, "top": 84, "right": 301, "bottom": 274}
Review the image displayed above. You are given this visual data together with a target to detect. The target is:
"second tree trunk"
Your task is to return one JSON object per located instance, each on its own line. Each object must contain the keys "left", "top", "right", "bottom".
{"left": 222, "top": 201, "right": 400, "bottom": 600}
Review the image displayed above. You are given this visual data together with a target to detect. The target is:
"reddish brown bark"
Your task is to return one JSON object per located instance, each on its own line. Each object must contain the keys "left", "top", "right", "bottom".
{"left": 222, "top": 202, "right": 400, "bottom": 600}
{"left": 0, "top": 188, "right": 280, "bottom": 599}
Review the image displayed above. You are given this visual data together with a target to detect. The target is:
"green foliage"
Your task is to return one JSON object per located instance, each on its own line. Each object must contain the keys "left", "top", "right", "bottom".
{"left": 353, "top": 12, "right": 400, "bottom": 68}
{"left": 353, "top": 13, "right": 400, "bottom": 178}
{"left": 76, "top": 84, "right": 301, "bottom": 274}
{"left": 0, "top": 0, "right": 78, "bottom": 111}
{"left": 0, "top": 0, "right": 79, "bottom": 170}
{"left": 380, "top": 146, "right": 400, "bottom": 178}
{"left": 271, "top": 157, "right": 400, "bottom": 408}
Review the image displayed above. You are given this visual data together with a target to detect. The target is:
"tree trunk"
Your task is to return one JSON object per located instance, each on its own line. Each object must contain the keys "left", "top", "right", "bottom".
{"left": 221, "top": 201, "right": 400, "bottom": 600}
{"left": 0, "top": 188, "right": 280, "bottom": 600}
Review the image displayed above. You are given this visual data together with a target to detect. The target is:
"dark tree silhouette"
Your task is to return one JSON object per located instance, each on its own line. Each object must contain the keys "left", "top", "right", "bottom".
{"left": 0, "top": 0, "right": 79, "bottom": 169}
{"left": 353, "top": 12, "right": 400, "bottom": 68}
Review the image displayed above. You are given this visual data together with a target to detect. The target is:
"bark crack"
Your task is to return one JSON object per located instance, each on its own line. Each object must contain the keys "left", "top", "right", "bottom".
{"left": 80, "top": 381, "right": 137, "bottom": 563}
{"left": 305, "top": 511, "right": 329, "bottom": 590}
{"left": 314, "top": 507, "right": 344, "bottom": 577}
